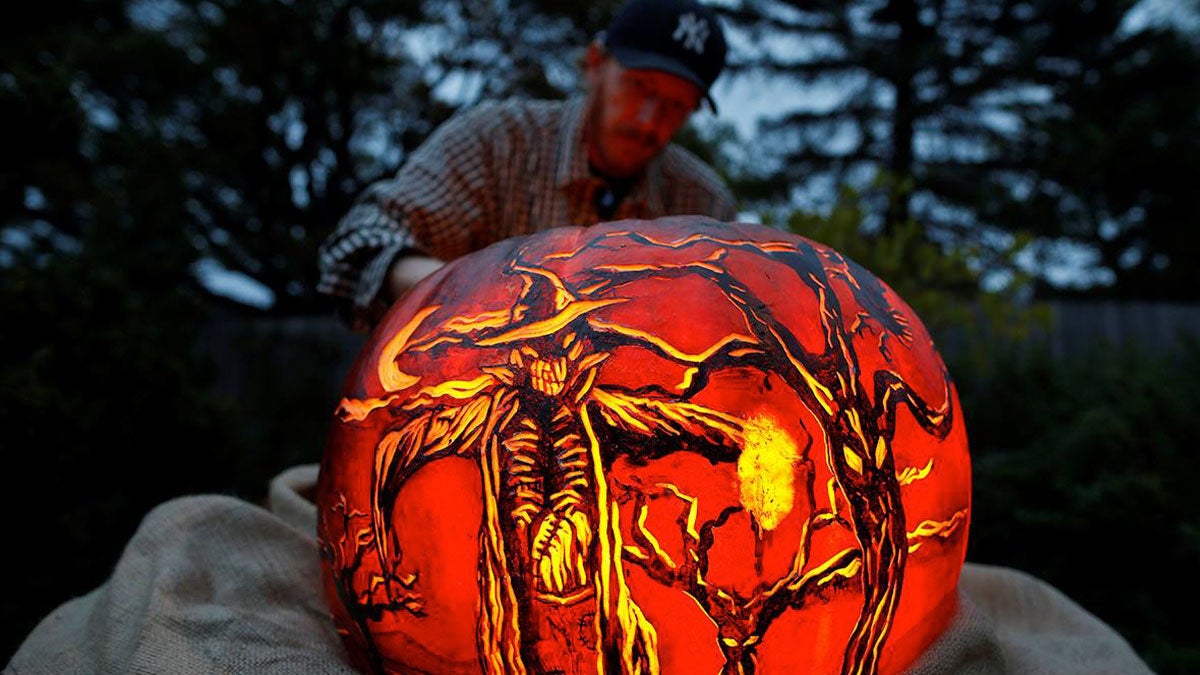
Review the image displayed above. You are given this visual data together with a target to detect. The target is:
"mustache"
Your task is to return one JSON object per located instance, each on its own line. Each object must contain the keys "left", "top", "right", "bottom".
{"left": 612, "top": 126, "right": 662, "bottom": 149}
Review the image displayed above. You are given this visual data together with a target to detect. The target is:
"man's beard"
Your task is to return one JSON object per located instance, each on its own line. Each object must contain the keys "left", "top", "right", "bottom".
{"left": 586, "top": 84, "right": 660, "bottom": 178}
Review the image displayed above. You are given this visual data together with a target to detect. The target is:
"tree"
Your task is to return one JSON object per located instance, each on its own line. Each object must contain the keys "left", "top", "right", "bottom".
{"left": 716, "top": 0, "right": 1200, "bottom": 299}
{"left": 148, "top": 0, "right": 438, "bottom": 312}
{"left": 1015, "top": 21, "right": 1200, "bottom": 298}
{"left": 0, "top": 0, "right": 437, "bottom": 658}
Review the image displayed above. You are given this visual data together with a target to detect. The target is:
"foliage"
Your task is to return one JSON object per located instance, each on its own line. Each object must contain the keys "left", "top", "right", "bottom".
{"left": 1015, "top": 23, "right": 1200, "bottom": 299}
{"left": 1, "top": 0, "right": 447, "bottom": 316}
{"left": 161, "top": 0, "right": 435, "bottom": 311}
{"left": 958, "top": 337, "right": 1200, "bottom": 675}
{"left": 763, "top": 183, "right": 1051, "bottom": 372}
{"left": 719, "top": 0, "right": 1200, "bottom": 300}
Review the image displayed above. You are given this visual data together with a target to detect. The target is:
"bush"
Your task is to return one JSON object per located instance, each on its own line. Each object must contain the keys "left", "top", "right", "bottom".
{"left": 958, "top": 338, "right": 1200, "bottom": 675}
{"left": 0, "top": 253, "right": 252, "bottom": 662}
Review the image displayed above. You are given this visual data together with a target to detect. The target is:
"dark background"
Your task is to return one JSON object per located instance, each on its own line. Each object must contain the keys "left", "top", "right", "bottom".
{"left": 3, "top": 0, "right": 1198, "bottom": 671}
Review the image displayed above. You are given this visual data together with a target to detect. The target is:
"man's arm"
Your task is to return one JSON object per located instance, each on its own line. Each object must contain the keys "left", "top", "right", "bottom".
{"left": 316, "top": 105, "right": 500, "bottom": 331}
{"left": 387, "top": 254, "right": 445, "bottom": 300}
{"left": 315, "top": 181, "right": 425, "bottom": 332}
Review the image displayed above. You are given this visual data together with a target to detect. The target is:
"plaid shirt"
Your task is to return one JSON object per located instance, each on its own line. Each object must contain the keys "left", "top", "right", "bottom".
{"left": 316, "top": 95, "right": 737, "bottom": 331}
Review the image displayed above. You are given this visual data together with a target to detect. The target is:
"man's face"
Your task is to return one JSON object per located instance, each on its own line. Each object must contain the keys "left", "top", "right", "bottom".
{"left": 585, "top": 51, "right": 703, "bottom": 178}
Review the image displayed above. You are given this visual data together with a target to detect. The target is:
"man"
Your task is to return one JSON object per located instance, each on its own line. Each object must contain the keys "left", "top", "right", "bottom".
{"left": 317, "top": 0, "right": 736, "bottom": 332}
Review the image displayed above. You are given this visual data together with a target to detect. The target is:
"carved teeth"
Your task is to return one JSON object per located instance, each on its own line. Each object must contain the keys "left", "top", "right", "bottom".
{"left": 530, "top": 358, "right": 567, "bottom": 396}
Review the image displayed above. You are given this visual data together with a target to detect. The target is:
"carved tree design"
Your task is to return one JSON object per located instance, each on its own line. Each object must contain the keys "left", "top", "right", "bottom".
{"left": 585, "top": 228, "right": 959, "bottom": 674}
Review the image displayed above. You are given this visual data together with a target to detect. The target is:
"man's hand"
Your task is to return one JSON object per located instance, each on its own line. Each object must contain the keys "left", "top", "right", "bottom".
{"left": 387, "top": 255, "right": 445, "bottom": 302}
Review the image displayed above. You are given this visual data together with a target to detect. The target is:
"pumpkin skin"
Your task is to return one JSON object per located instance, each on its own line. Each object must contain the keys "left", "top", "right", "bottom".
{"left": 316, "top": 216, "right": 971, "bottom": 675}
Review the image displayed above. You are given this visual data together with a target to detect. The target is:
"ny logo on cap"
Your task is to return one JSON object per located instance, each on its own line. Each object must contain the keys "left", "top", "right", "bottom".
{"left": 672, "top": 12, "right": 710, "bottom": 54}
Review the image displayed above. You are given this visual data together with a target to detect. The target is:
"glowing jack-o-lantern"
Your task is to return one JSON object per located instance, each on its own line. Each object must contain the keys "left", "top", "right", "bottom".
{"left": 316, "top": 216, "right": 971, "bottom": 675}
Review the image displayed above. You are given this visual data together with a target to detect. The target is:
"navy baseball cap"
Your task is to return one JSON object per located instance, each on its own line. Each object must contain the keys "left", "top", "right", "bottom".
{"left": 600, "top": 0, "right": 728, "bottom": 113}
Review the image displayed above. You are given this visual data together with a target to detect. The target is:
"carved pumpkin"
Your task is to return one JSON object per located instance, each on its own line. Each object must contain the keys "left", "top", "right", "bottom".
{"left": 316, "top": 216, "right": 971, "bottom": 675}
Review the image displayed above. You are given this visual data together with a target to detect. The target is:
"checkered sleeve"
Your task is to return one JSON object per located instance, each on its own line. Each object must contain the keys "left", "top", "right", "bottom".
{"left": 316, "top": 105, "right": 502, "bottom": 330}
{"left": 315, "top": 183, "right": 414, "bottom": 330}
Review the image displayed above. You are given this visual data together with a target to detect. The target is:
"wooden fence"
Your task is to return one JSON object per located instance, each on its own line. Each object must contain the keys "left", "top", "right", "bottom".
{"left": 1035, "top": 300, "right": 1200, "bottom": 359}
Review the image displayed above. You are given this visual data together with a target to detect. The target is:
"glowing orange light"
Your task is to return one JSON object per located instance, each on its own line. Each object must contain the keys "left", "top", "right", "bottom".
{"left": 316, "top": 216, "right": 971, "bottom": 674}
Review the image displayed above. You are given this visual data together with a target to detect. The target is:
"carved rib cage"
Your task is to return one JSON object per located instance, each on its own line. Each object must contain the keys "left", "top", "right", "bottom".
{"left": 316, "top": 216, "right": 972, "bottom": 675}
{"left": 501, "top": 340, "right": 599, "bottom": 601}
